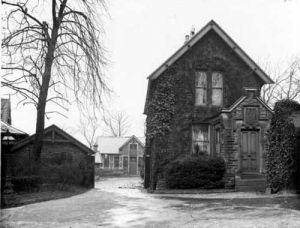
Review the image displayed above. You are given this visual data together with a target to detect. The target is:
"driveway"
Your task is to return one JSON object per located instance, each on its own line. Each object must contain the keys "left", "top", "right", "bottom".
{"left": 1, "top": 177, "right": 300, "bottom": 227}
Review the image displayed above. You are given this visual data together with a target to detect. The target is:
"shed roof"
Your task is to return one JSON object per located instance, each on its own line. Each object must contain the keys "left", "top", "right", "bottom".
{"left": 12, "top": 124, "right": 94, "bottom": 155}
{"left": 96, "top": 135, "right": 145, "bottom": 155}
{"left": 1, "top": 120, "right": 28, "bottom": 135}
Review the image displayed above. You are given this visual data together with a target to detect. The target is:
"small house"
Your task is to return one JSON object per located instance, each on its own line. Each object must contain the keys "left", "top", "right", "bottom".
{"left": 95, "top": 135, "right": 145, "bottom": 176}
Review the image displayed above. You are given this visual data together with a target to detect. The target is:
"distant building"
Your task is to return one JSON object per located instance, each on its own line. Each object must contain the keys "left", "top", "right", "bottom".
{"left": 95, "top": 135, "right": 145, "bottom": 176}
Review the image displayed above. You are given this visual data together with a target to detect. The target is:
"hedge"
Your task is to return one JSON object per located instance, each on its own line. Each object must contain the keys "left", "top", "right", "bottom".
{"left": 266, "top": 99, "right": 300, "bottom": 193}
{"left": 165, "top": 156, "right": 226, "bottom": 189}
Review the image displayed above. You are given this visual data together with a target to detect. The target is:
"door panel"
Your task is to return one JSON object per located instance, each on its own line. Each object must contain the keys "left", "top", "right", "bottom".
{"left": 241, "top": 130, "right": 259, "bottom": 172}
{"left": 129, "top": 157, "right": 137, "bottom": 175}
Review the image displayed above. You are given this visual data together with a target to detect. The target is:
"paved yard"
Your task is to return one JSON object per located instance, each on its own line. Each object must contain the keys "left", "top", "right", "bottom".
{"left": 1, "top": 177, "right": 300, "bottom": 227}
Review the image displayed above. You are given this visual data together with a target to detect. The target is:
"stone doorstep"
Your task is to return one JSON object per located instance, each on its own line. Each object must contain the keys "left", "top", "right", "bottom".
{"left": 235, "top": 176, "right": 266, "bottom": 192}
{"left": 153, "top": 188, "right": 235, "bottom": 194}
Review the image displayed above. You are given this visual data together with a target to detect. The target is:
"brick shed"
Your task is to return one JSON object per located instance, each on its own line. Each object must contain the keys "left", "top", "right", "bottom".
{"left": 10, "top": 125, "right": 95, "bottom": 188}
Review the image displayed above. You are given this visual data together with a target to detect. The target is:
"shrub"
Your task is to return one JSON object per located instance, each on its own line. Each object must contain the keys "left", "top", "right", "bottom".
{"left": 12, "top": 176, "right": 42, "bottom": 193}
{"left": 266, "top": 99, "right": 300, "bottom": 193}
{"left": 165, "top": 156, "right": 226, "bottom": 189}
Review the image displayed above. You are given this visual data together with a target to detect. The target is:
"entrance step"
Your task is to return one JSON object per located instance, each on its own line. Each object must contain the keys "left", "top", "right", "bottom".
{"left": 235, "top": 175, "right": 266, "bottom": 192}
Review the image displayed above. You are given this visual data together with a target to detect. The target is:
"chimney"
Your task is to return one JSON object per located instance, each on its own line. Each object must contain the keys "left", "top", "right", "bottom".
{"left": 190, "top": 26, "right": 195, "bottom": 37}
{"left": 92, "top": 144, "right": 98, "bottom": 152}
{"left": 244, "top": 87, "right": 258, "bottom": 98}
{"left": 184, "top": 34, "right": 189, "bottom": 44}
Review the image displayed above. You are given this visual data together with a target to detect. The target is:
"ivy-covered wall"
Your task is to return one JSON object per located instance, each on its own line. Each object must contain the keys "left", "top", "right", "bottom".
{"left": 266, "top": 99, "right": 300, "bottom": 193}
{"left": 145, "top": 30, "right": 266, "bottom": 189}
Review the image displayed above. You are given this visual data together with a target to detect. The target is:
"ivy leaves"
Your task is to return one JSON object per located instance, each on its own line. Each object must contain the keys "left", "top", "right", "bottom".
{"left": 266, "top": 99, "right": 300, "bottom": 193}
{"left": 146, "top": 76, "right": 176, "bottom": 140}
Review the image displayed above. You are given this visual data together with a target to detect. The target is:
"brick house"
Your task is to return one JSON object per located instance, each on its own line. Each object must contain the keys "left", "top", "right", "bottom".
{"left": 144, "top": 20, "right": 274, "bottom": 191}
{"left": 95, "top": 135, "right": 145, "bottom": 176}
{"left": 1, "top": 98, "right": 29, "bottom": 192}
{"left": 1, "top": 98, "right": 28, "bottom": 141}
{"left": 11, "top": 125, "right": 95, "bottom": 188}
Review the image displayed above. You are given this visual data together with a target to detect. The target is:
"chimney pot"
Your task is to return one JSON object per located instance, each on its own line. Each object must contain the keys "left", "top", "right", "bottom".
{"left": 185, "top": 34, "right": 189, "bottom": 44}
{"left": 190, "top": 26, "right": 195, "bottom": 37}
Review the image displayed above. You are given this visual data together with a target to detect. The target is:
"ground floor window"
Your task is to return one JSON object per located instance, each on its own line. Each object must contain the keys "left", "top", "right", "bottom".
{"left": 114, "top": 156, "right": 119, "bottom": 168}
{"left": 123, "top": 157, "right": 128, "bottom": 169}
{"left": 103, "top": 154, "right": 109, "bottom": 168}
{"left": 192, "top": 124, "right": 210, "bottom": 155}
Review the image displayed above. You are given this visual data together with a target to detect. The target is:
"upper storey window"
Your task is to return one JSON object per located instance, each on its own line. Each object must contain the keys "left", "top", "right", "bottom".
{"left": 195, "top": 71, "right": 207, "bottom": 105}
{"left": 195, "top": 71, "right": 223, "bottom": 106}
{"left": 212, "top": 72, "right": 223, "bottom": 106}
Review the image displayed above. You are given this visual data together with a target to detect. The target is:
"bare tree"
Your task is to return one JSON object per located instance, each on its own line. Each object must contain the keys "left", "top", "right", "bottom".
{"left": 78, "top": 112, "right": 101, "bottom": 148}
{"left": 1, "top": 0, "right": 109, "bottom": 167}
{"left": 260, "top": 57, "right": 300, "bottom": 106}
{"left": 103, "top": 111, "right": 131, "bottom": 137}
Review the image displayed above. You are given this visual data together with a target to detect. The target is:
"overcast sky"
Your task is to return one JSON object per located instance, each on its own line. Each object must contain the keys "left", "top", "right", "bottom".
{"left": 3, "top": 0, "right": 300, "bottom": 144}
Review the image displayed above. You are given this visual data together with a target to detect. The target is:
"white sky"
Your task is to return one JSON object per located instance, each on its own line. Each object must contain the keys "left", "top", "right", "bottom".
{"left": 2, "top": 0, "right": 300, "bottom": 144}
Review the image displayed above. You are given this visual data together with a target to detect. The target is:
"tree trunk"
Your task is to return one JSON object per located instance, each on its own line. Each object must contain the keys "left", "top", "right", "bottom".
{"left": 32, "top": 33, "right": 58, "bottom": 173}
{"left": 32, "top": 55, "right": 53, "bottom": 171}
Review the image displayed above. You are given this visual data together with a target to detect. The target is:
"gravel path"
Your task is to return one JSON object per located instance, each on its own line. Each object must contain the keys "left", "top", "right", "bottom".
{"left": 1, "top": 177, "right": 300, "bottom": 227}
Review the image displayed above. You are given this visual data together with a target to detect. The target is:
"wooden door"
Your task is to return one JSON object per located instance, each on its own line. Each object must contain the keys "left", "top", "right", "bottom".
{"left": 241, "top": 130, "right": 259, "bottom": 173}
{"left": 129, "top": 157, "right": 137, "bottom": 175}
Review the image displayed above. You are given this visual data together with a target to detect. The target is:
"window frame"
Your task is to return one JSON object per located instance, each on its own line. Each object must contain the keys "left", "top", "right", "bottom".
{"left": 195, "top": 71, "right": 208, "bottom": 106}
{"left": 211, "top": 71, "right": 223, "bottom": 106}
{"left": 194, "top": 71, "right": 224, "bottom": 107}
{"left": 114, "top": 156, "right": 120, "bottom": 169}
{"left": 192, "top": 124, "right": 210, "bottom": 155}
{"left": 129, "top": 143, "right": 137, "bottom": 151}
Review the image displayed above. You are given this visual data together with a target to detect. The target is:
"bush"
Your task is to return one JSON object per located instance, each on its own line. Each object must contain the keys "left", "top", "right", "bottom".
{"left": 12, "top": 176, "right": 42, "bottom": 193}
{"left": 165, "top": 156, "right": 226, "bottom": 189}
{"left": 266, "top": 99, "right": 300, "bottom": 193}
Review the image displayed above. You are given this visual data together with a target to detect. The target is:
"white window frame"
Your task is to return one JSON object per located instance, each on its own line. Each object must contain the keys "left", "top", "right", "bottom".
{"left": 192, "top": 124, "right": 210, "bottom": 155}
{"left": 114, "top": 156, "right": 120, "bottom": 169}
{"left": 195, "top": 71, "right": 207, "bottom": 106}
{"left": 212, "top": 72, "right": 223, "bottom": 106}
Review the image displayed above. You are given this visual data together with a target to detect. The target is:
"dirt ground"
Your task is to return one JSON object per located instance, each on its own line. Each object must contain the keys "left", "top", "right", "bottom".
{"left": 1, "top": 177, "right": 300, "bottom": 228}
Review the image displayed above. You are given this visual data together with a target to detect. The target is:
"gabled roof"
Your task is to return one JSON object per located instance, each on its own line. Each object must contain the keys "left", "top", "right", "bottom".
{"left": 222, "top": 96, "right": 273, "bottom": 113}
{"left": 96, "top": 136, "right": 128, "bottom": 155}
{"left": 12, "top": 124, "right": 94, "bottom": 155}
{"left": 147, "top": 20, "right": 273, "bottom": 84}
{"left": 119, "top": 135, "right": 145, "bottom": 151}
{"left": 96, "top": 135, "right": 145, "bottom": 155}
{"left": 1, "top": 120, "right": 28, "bottom": 135}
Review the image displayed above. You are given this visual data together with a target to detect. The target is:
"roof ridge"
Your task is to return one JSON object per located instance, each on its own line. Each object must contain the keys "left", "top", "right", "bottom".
{"left": 147, "top": 20, "right": 273, "bottom": 84}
